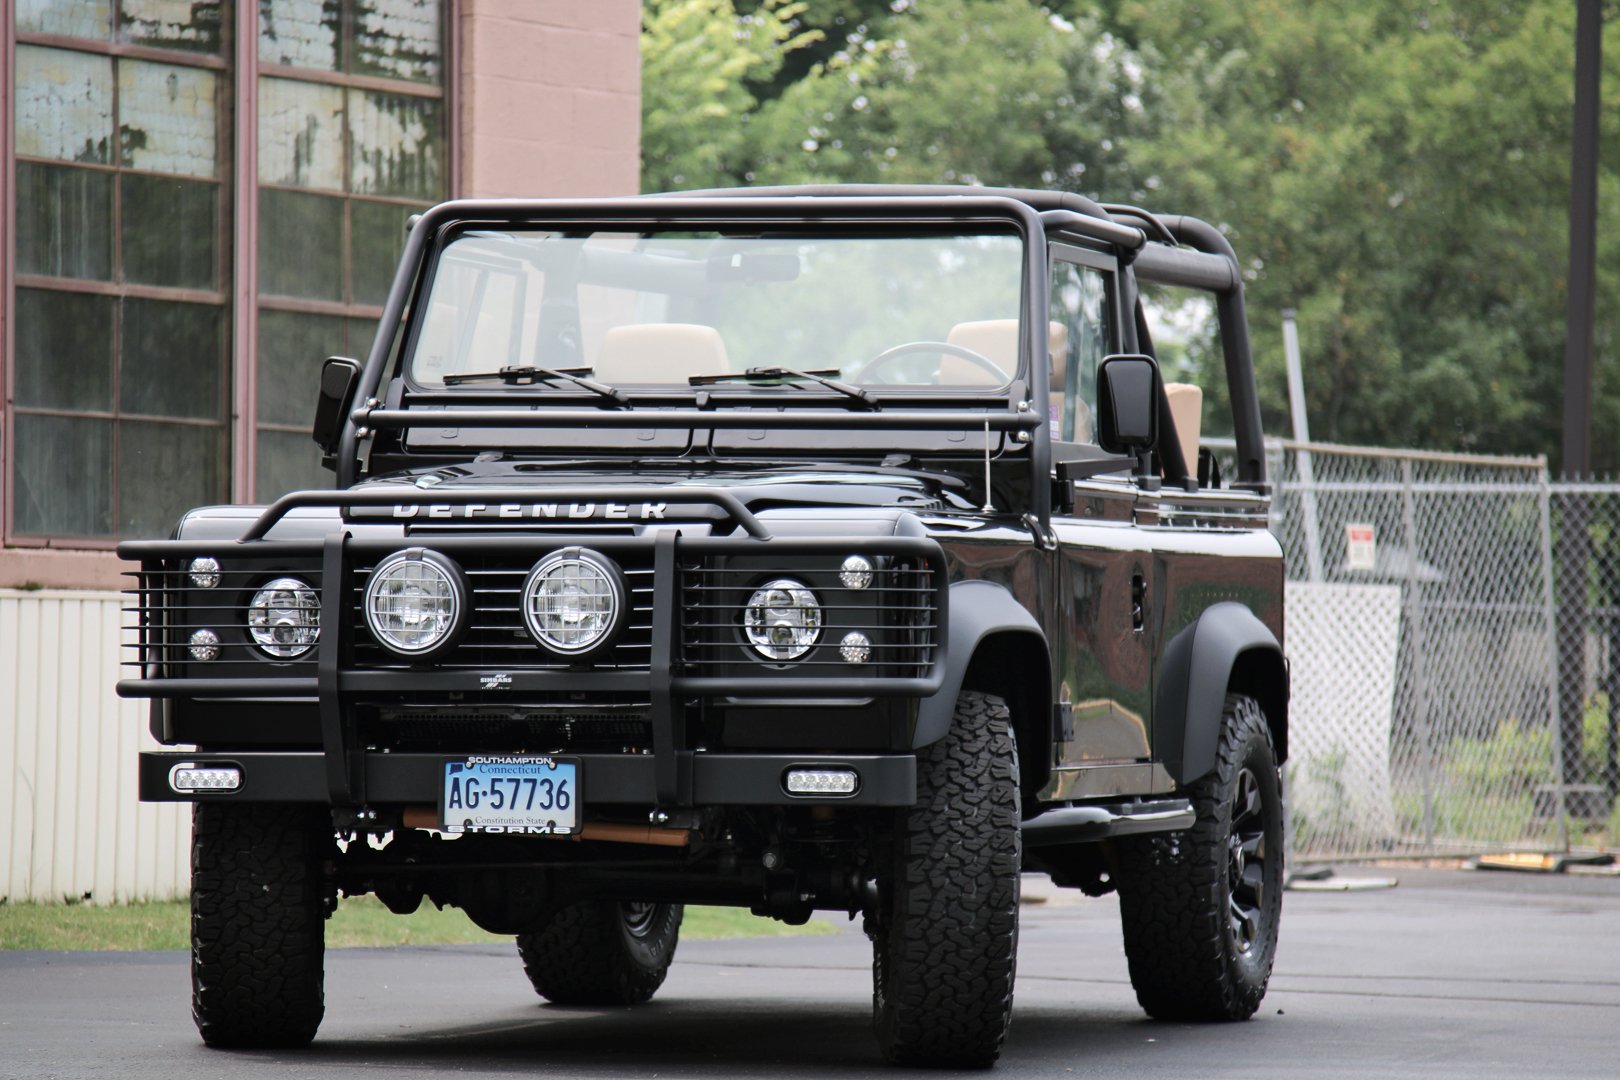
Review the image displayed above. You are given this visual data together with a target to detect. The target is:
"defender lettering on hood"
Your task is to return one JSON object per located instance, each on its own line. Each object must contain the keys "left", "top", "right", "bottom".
{"left": 385, "top": 501, "right": 668, "bottom": 521}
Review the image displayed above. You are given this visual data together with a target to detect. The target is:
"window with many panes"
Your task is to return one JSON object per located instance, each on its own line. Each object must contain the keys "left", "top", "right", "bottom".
{"left": 254, "top": 0, "right": 446, "bottom": 501}
{"left": 5, "top": 0, "right": 449, "bottom": 542}
{"left": 10, "top": 1, "right": 230, "bottom": 540}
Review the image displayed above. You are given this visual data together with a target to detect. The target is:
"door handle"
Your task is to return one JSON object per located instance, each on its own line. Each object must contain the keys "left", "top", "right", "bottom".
{"left": 1131, "top": 573, "right": 1146, "bottom": 632}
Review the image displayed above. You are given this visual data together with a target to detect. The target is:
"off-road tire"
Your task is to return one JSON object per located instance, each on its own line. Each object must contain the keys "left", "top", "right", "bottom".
{"left": 191, "top": 802, "right": 332, "bottom": 1048}
{"left": 517, "top": 901, "right": 683, "bottom": 1006}
{"left": 872, "top": 690, "right": 1021, "bottom": 1067}
{"left": 1115, "top": 693, "right": 1283, "bottom": 1021}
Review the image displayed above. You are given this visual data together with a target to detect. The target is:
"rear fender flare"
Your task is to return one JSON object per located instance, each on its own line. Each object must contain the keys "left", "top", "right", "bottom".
{"left": 1155, "top": 602, "right": 1288, "bottom": 785}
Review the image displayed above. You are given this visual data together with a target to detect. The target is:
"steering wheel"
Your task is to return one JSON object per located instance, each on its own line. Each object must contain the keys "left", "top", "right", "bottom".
{"left": 851, "top": 341, "right": 1009, "bottom": 385}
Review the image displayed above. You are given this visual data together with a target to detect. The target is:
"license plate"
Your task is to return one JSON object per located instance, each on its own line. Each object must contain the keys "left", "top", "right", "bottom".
{"left": 440, "top": 756, "right": 580, "bottom": 835}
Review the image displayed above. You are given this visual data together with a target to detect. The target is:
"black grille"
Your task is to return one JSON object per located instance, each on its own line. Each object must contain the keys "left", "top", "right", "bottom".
{"left": 680, "top": 559, "right": 938, "bottom": 677}
{"left": 351, "top": 555, "right": 654, "bottom": 670}
{"left": 369, "top": 700, "right": 652, "bottom": 752}
{"left": 123, "top": 564, "right": 324, "bottom": 673}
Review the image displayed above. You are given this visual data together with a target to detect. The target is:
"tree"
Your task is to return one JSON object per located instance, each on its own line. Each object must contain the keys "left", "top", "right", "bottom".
{"left": 643, "top": 1, "right": 1620, "bottom": 465}
{"left": 641, "top": 0, "right": 822, "bottom": 192}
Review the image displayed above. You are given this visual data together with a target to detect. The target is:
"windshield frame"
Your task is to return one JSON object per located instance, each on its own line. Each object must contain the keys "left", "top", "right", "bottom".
{"left": 398, "top": 215, "right": 1037, "bottom": 403}
{"left": 343, "top": 195, "right": 1063, "bottom": 514}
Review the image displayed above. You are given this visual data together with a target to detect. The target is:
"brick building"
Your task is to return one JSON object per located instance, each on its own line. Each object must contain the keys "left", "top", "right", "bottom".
{"left": 0, "top": 0, "right": 641, "bottom": 901}
{"left": 0, "top": 0, "right": 642, "bottom": 587}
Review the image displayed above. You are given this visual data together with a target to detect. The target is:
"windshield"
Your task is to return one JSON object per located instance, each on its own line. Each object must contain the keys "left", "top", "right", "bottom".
{"left": 409, "top": 228, "right": 1026, "bottom": 391}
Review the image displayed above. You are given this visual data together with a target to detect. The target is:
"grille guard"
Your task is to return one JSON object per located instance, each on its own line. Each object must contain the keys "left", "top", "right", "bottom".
{"left": 118, "top": 509, "right": 948, "bottom": 809}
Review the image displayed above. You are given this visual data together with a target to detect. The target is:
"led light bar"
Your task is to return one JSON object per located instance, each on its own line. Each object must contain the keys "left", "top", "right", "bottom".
{"left": 784, "top": 768, "right": 859, "bottom": 797}
{"left": 169, "top": 763, "right": 242, "bottom": 793}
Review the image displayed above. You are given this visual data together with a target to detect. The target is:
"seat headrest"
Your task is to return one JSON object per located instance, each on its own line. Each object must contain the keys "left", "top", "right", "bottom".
{"left": 594, "top": 323, "right": 729, "bottom": 384}
{"left": 1163, "top": 382, "right": 1203, "bottom": 476}
{"left": 941, "top": 319, "right": 1068, "bottom": 389}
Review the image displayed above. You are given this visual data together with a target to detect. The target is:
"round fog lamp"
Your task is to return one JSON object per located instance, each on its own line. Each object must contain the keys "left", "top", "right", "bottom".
{"left": 839, "top": 555, "right": 874, "bottom": 590}
{"left": 364, "top": 550, "right": 465, "bottom": 657}
{"left": 745, "top": 579, "right": 822, "bottom": 661}
{"left": 248, "top": 577, "right": 320, "bottom": 659}
{"left": 523, "top": 549, "right": 625, "bottom": 656}
{"left": 840, "top": 632, "right": 871, "bottom": 664}
{"left": 189, "top": 629, "right": 221, "bottom": 662}
{"left": 189, "top": 557, "right": 221, "bottom": 589}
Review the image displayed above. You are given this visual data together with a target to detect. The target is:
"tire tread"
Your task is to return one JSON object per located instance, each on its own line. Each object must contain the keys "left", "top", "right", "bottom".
{"left": 191, "top": 803, "right": 330, "bottom": 1049}
{"left": 874, "top": 690, "right": 1021, "bottom": 1067}
{"left": 1116, "top": 693, "right": 1282, "bottom": 1022}
{"left": 517, "top": 901, "right": 682, "bottom": 1006}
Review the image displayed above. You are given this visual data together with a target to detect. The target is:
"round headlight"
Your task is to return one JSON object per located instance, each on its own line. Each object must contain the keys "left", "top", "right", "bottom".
{"left": 364, "top": 550, "right": 466, "bottom": 657}
{"left": 744, "top": 579, "right": 822, "bottom": 661}
{"left": 523, "top": 549, "right": 625, "bottom": 656}
{"left": 248, "top": 577, "right": 320, "bottom": 659}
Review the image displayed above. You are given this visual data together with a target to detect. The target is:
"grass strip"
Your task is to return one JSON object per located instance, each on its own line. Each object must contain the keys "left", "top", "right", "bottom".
{"left": 0, "top": 896, "right": 837, "bottom": 952}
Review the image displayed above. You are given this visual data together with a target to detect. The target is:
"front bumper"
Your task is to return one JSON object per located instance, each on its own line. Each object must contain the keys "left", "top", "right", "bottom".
{"left": 139, "top": 749, "right": 918, "bottom": 807}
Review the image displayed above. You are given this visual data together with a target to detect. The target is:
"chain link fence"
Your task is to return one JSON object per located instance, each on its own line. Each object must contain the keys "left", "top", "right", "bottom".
{"left": 1231, "top": 440, "right": 1620, "bottom": 861}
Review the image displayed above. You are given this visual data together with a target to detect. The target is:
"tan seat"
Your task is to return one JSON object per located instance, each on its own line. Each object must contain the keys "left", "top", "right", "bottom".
{"left": 941, "top": 319, "right": 1087, "bottom": 439}
{"left": 593, "top": 323, "right": 729, "bottom": 384}
{"left": 1164, "top": 382, "right": 1203, "bottom": 475}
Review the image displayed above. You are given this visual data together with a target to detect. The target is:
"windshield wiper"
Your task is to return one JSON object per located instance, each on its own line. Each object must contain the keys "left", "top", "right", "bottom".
{"left": 442, "top": 365, "right": 628, "bottom": 406}
{"left": 688, "top": 366, "right": 876, "bottom": 410}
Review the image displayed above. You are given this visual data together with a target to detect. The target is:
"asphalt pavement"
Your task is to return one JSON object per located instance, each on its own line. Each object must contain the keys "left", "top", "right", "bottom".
{"left": 2, "top": 867, "right": 1617, "bottom": 1079}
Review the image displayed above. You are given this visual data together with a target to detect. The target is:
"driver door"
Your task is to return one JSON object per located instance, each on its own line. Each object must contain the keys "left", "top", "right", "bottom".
{"left": 1043, "top": 246, "right": 1157, "bottom": 799}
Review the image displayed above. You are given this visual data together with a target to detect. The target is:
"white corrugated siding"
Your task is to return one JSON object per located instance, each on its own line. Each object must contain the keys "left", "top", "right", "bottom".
{"left": 1, "top": 589, "right": 190, "bottom": 903}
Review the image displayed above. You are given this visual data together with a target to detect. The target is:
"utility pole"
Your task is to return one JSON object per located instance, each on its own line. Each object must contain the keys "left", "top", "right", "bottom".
{"left": 1282, "top": 310, "right": 1323, "bottom": 582}
{"left": 1558, "top": 0, "right": 1602, "bottom": 797}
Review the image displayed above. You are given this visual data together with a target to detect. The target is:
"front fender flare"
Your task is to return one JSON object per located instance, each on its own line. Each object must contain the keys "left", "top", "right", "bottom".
{"left": 1155, "top": 602, "right": 1287, "bottom": 785}
{"left": 913, "top": 580, "right": 1048, "bottom": 749}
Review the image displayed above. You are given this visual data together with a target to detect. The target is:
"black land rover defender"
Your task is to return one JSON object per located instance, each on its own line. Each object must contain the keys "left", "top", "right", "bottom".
{"left": 121, "top": 186, "right": 1287, "bottom": 1067}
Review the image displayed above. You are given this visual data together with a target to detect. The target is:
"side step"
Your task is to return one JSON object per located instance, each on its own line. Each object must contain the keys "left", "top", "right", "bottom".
{"left": 1021, "top": 798, "right": 1194, "bottom": 848}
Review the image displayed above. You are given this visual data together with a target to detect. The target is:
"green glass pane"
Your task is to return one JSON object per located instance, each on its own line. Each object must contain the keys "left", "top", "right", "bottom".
{"left": 16, "top": 163, "right": 113, "bottom": 280}
{"left": 118, "top": 420, "right": 224, "bottom": 537}
{"left": 14, "top": 288, "right": 115, "bottom": 412}
{"left": 349, "top": 90, "right": 442, "bottom": 200}
{"left": 120, "top": 299, "right": 225, "bottom": 420}
{"left": 118, "top": 0, "right": 225, "bottom": 53}
{"left": 350, "top": 200, "right": 420, "bottom": 306}
{"left": 14, "top": 414, "right": 113, "bottom": 538}
{"left": 16, "top": 0, "right": 112, "bottom": 41}
{"left": 256, "top": 428, "right": 332, "bottom": 502}
{"left": 259, "top": 0, "right": 342, "bottom": 72}
{"left": 257, "top": 309, "right": 345, "bottom": 427}
{"left": 352, "top": 0, "right": 442, "bottom": 84}
{"left": 258, "top": 76, "right": 345, "bottom": 190}
{"left": 14, "top": 45, "right": 114, "bottom": 164}
{"left": 121, "top": 174, "right": 219, "bottom": 289}
{"left": 348, "top": 317, "right": 380, "bottom": 360}
{"left": 257, "top": 189, "right": 344, "bottom": 299}
{"left": 117, "top": 60, "right": 219, "bottom": 178}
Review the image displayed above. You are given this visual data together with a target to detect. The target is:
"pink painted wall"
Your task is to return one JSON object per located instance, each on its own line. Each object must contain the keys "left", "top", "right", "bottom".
{"left": 459, "top": 0, "right": 642, "bottom": 198}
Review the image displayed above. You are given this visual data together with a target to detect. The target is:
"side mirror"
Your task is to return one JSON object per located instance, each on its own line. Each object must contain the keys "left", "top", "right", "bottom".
{"left": 1097, "top": 353, "right": 1160, "bottom": 455}
{"left": 312, "top": 356, "right": 362, "bottom": 456}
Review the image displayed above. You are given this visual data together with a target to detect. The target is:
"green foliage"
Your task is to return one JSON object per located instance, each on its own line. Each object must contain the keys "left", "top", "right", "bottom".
{"left": 642, "top": 0, "right": 1620, "bottom": 466}
{"left": 641, "top": 0, "right": 824, "bottom": 191}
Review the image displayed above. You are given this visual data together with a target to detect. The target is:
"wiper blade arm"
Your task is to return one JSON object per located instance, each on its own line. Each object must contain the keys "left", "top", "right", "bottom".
{"left": 688, "top": 366, "right": 876, "bottom": 409}
{"left": 442, "top": 365, "right": 628, "bottom": 406}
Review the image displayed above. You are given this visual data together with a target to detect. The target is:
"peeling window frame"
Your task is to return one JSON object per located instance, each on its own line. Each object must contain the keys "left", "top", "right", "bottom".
{"left": 5, "top": 9, "right": 232, "bottom": 548}
{"left": 251, "top": 0, "right": 451, "bottom": 504}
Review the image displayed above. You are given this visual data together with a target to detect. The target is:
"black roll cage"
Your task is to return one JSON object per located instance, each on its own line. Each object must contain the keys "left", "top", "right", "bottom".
{"left": 341, "top": 192, "right": 1268, "bottom": 527}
